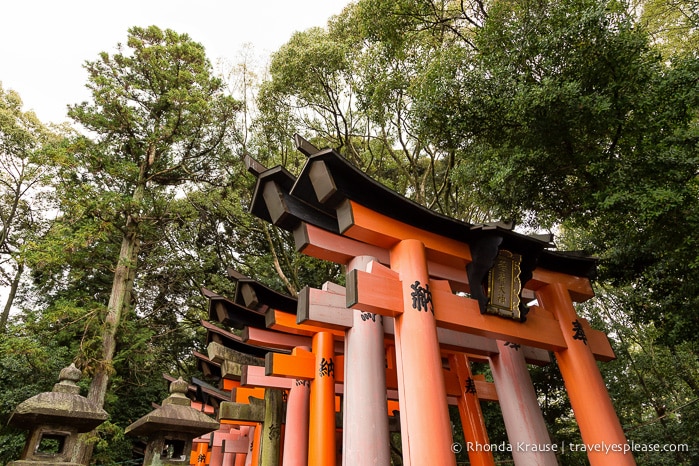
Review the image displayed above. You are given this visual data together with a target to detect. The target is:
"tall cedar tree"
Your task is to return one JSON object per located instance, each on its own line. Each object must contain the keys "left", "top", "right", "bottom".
{"left": 64, "top": 25, "right": 239, "bottom": 461}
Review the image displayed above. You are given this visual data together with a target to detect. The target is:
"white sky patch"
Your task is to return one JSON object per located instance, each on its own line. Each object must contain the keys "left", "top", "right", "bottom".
{"left": 0, "top": 0, "right": 352, "bottom": 124}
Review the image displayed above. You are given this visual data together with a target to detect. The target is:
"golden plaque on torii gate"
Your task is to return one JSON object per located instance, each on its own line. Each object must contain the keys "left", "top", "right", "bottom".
{"left": 487, "top": 250, "right": 523, "bottom": 320}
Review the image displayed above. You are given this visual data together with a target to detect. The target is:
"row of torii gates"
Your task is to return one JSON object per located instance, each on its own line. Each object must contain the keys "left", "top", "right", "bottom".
{"left": 185, "top": 136, "right": 635, "bottom": 465}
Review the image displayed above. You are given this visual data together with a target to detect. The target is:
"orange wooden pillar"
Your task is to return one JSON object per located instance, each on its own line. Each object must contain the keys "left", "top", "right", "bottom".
{"left": 308, "top": 331, "right": 337, "bottom": 466}
{"left": 248, "top": 425, "right": 260, "bottom": 466}
{"left": 191, "top": 439, "right": 208, "bottom": 466}
{"left": 537, "top": 283, "right": 635, "bottom": 465}
{"left": 390, "top": 239, "right": 456, "bottom": 466}
{"left": 449, "top": 353, "right": 495, "bottom": 466}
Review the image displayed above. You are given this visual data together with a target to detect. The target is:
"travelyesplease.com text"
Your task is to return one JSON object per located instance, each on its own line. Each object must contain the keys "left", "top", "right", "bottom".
{"left": 451, "top": 441, "right": 689, "bottom": 455}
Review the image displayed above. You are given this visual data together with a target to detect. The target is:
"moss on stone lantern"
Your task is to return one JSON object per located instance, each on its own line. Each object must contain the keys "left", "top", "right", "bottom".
{"left": 125, "top": 377, "right": 219, "bottom": 465}
{"left": 7, "top": 363, "right": 108, "bottom": 466}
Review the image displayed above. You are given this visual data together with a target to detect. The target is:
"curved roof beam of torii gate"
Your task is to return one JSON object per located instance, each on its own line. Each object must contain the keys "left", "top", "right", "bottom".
{"left": 246, "top": 150, "right": 596, "bottom": 303}
{"left": 290, "top": 150, "right": 596, "bottom": 296}
{"left": 244, "top": 145, "right": 610, "bottom": 356}
{"left": 214, "top": 264, "right": 550, "bottom": 365}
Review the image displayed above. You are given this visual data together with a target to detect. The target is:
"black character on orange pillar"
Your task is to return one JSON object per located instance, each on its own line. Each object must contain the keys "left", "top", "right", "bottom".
{"left": 572, "top": 320, "right": 588, "bottom": 345}
{"left": 410, "top": 281, "right": 433, "bottom": 314}
{"left": 319, "top": 357, "right": 335, "bottom": 378}
{"left": 465, "top": 377, "right": 477, "bottom": 395}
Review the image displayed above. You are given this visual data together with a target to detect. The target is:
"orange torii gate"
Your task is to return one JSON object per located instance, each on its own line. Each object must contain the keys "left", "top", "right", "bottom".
{"left": 210, "top": 268, "right": 505, "bottom": 465}
{"left": 202, "top": 266, "right": 576, "bottom": 466}
{"left": 262, "top": 291, "right": 502, "bottom": 466}
{"left": 248, "top": 137, "right": 634, "bottom": 466}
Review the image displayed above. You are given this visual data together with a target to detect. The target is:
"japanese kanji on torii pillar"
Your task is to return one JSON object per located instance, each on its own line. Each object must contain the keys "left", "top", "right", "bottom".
{"left": 248, "top": 135, "right": 636, "bottom": 466}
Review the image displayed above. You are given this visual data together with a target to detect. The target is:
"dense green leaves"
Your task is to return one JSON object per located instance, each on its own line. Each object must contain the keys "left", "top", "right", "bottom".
{"left": 255, "top": 2, "right": 491, "bottom": 222}
{"left": 641, "top": 0, "right": 699, "bottom": 58}
{"left": 409, "top": 0, "right": 699, "bottom": 347}
{"left": 0, "top": 323, "right": 74, "bottom": 463}
{"left": 418, "top": 0, "right": 658, "bottom": 220}
{"left": 69, "top": 26, "right": 240, "bottom": 187}
{"left": 579, "top": 288, "right": 699, "bottom": 464}
{"left": 0, "top": 85, "right": 59, "bottom": 331}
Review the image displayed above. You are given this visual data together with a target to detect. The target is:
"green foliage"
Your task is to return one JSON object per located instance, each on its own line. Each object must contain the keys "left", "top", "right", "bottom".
{"left": 254, "top": 1, "right": 491, "bottom": 222}
{"left": 418, "top": 0, "right": 656, "bottom": 221}
{"left": 0, "top": 84, "right": 60, "bottom": 330}
{"left": 4, "top": 23, "right": 342, "bottom": 463}
{"left": 87, "top": 421, "right": 134, "bottom": 465}
{"left": 257, "top": 25, "right": 359, "bottom": 168}
{"left": 268, "top": 28, "right": 351, "bottom": 104}
{"left": 69, "top": 26, "right": 241, "bottom": 188}
{"left": 6, "top": 25, "right": 243, "bottom": 464}
{"left": 410, "top": 0, "right": 699, "bottom": 346}
{"left": 578, "top": 288, "right": 699, "bottom": 464}
{"left": 641, "top": 0, "right": 699, "bottom": 58}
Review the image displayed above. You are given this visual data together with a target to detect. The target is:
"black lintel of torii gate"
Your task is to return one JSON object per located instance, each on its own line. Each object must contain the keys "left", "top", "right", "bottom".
{"left": 198, "top": 286, "right": 288, "bottom": 391}
{"left": 194, "top": 350, "right": 225, "bottom": 385}
{"left": 201, "top": 287, "right": 270, "bottom": 330}
{"left": 197, "top": 298, "right": 292, "bottom": 389}
{"left": 227, "top": 268, "right": 299, "bottom": 315}
{"left": 199, "top": 274, "right": 304, "bottom": 390}
{"left": 200, "top": 268, "right": 300, "bottom": 332}
{"left": 247, "top": 135, "right": 598, "bottom": 321}
{"left": 201, "top": 319, "right": 289, "bottom": 359}
{"left": 247, "top": 158, "right": 339, "bottom": 234}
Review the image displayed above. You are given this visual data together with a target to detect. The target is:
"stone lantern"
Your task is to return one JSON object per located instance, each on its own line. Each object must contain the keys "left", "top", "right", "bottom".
{"left": 125, "top": 377, "right": 219, "bottom": 465}
{"left": 7, "top": 363, "right": 109, "bottom": 466}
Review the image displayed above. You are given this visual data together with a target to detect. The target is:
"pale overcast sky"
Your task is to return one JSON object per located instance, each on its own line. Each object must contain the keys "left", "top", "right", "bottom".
{"left": 0, "top": 0, "right": 351, "bottom": 124}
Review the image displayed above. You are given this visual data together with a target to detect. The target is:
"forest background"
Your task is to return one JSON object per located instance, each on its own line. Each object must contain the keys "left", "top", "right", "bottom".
{"left": 1, "top": 0, "right": 698, "bottom": 465}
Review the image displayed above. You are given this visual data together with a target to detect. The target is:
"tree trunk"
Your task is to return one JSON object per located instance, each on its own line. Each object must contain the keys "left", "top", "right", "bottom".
{"left": 0, "top": 261, "right": 24, "bottom": 333}
{"left": 73, "top": 183, "right": 145, "bottom": 464}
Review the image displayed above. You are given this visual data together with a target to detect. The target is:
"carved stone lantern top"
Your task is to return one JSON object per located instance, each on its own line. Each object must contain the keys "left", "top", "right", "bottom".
{"left": 125, "top": 377, "right": 219, "bottom": 437}
{"left": 8, "top": 363, "right": 108, "bottom": 432}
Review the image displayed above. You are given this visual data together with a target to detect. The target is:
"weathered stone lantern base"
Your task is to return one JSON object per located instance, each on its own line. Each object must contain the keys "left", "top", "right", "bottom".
{"left": 142, "top": 432, "right": 195, "bottom": 465}
{"left": 8, "top": 426, "right": 81, "bottom": 465}
{"left": 8, "top": 425, "right": 83, "bottom": 466}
